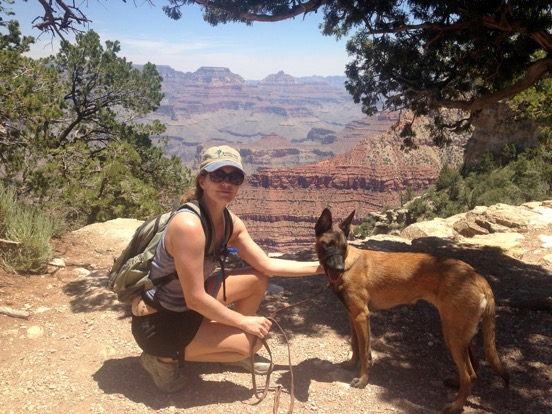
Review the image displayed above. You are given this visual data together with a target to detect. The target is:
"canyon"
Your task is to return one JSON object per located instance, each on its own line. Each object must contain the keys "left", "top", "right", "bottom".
{"left": 147, "top": 66, "right": 370, "bottom": 167}
{"left": 145, "top": 66, "right": 534, "bottom": 253}
{"left": 230, "top": 115, "right": 467, "bottom": 252}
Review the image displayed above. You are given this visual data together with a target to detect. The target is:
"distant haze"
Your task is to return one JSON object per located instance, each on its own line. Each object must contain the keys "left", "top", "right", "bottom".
{"left": 144, "top": 65, "right": 366, "bottom": 168}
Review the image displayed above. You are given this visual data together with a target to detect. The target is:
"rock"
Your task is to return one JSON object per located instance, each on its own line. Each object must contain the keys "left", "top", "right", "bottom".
{"left": 400, "top": 218, "right": 456, "bottom": 240}
{"left": 346, "top": 200, "right": 552, "bottom": 272}
{"left": 27, "top": 326, "right": 44, "bottom": 339}
{"left": 74, "top": 268, "right": 91, "bottom": 277}
{"left": 464, "top": 102, "right": 540, "bottom": 170}
{"left": 459, "top": 232, "right": 526, "bottom": 257}
{"left": 266, "top": 283, "right": 284, "bottom": 296}
{"left": 542, "top": 235, "right": 552, "bottom": 248}
{"left": 453, "top": 218, "right": 489, "bottom": 237}
{"left": 49, "top": 258, "right": 66, "bottom": 268}
{"left": 72, "top": 218, "right": 142, "bottom": 243}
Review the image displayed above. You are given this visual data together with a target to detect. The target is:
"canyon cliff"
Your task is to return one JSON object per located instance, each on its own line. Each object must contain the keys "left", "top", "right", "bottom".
{"left": 228, "top": 103, "right": 540, "bottom": 253}
{"left": 230, "top": 116, "right": 467, "bottom": 253}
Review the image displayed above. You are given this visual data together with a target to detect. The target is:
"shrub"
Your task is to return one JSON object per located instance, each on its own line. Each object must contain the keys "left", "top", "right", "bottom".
{"left": 0, "top": 182, "right": 61, "bottom": 273}
{"left": 353, "top": 215, "right": 377, "bottom": 238}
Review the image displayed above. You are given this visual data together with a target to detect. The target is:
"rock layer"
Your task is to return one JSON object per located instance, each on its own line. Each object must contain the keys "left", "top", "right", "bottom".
{"left": 231, "top": 118, "right": 466, "bottom": 253}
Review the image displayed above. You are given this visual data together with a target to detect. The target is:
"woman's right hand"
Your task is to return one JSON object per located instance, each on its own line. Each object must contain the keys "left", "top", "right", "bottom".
{"left": 240, "top": 315, "right": 272, "bottom": 339}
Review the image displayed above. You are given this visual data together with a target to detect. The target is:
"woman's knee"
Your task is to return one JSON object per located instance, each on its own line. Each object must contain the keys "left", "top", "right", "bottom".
{"left": 228, "top": 267, "right": 269, "bottom": 292}
{"left": 242, "top": 331, "right": 263, "bottom": 355}
{"left": 251, "top": 268, "right": 269, "bottom": 291}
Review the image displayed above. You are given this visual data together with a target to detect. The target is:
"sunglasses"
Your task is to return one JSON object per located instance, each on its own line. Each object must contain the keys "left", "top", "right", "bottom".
{"left": 208, "top": 169, "right": 245, "bottom": 186}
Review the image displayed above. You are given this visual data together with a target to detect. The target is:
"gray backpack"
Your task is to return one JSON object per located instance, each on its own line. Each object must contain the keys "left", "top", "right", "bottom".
{"left": 107, "top": 200, "right": 233, "bottom": 304}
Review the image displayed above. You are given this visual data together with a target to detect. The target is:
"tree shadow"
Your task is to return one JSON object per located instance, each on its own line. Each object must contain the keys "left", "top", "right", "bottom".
{"left": 62, "top": 270, "right": 129, "bottom": 316}
{"left": 370, "top": 236, "right": 552, "bottom": 310}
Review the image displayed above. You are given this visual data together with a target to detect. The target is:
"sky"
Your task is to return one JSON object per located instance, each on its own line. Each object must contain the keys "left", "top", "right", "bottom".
{"left": 9, "top": 1, "right": 353, "bottom": 80}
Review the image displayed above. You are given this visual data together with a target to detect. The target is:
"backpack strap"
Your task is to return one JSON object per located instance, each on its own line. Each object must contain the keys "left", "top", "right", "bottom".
{"left": 194, "top": 201, "right": 235, "bottom": 302}
{"left": 223, "top": 208, "right": 234, "bottom": 248}
{"left": 143, "top": 201, "right": 206, "bottom": 290}
{"left": 191, "top": 200, "right": 216, "bottom": 258}
{"left": 184, "top": 200, "right": 233, "bottom": 259}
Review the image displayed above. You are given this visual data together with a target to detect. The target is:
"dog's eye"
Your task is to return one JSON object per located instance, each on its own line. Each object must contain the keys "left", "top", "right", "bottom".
{"left": 321, "top": 241, "right": 334, "bottom": 249}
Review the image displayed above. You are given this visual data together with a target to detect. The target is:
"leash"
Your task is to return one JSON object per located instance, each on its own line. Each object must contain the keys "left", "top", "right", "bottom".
{"left": 249, "top": 283, "right": 330, "bottom": 414}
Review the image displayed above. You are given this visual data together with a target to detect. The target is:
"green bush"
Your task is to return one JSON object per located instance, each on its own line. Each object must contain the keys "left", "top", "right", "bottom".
{"left": 417, "top": 144, "right": 551, "bottom": 221}
{"left": 407, "top": 193, "right": 437, "bottom": 223}
{"left": 0, "top": 183, "right": 16, "bottom": 236}
{"left": 358, "top": 141, "right": 552, "bottom": 232}
{"left": 353, "top": 215, "right": 377, "bottom": 238}
{"left": 0, "top": 182, "right": 60, "bottom": 274}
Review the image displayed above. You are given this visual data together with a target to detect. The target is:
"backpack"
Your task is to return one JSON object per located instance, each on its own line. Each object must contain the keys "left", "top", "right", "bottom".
{"left": 107, "top": 200, "right": 233, "bottom": 304}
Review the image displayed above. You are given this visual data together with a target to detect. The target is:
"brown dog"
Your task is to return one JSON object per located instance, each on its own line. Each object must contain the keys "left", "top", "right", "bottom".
{"left": 314, "top": 208, "right": 509, "bottom": 413}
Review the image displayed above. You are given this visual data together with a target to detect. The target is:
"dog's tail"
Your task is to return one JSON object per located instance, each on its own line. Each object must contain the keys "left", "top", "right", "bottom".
{"left": 481, "top": 285, "right": 510, "bottom": 387}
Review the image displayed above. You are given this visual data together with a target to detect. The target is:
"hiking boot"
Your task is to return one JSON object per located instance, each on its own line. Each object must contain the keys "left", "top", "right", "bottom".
{"left": 139, "top": 352, "right": 188, "bottom": 393}
{"left": 222, "top": 354, "right": 272, "bottom": 375}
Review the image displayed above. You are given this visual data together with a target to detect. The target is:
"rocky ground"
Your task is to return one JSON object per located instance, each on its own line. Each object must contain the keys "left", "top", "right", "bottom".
{"left": 0, "top": 204, "right": 551, "bottom": 414}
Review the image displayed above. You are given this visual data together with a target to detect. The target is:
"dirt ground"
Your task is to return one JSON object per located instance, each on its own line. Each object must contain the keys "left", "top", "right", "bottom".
{"left": 0, "top": 221, "right": 551, "bottom": 414}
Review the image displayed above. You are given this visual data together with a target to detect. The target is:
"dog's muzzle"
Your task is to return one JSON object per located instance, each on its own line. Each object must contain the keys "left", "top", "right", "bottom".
{"left": 322, "top": 252, "right": 344, "bottom": 283}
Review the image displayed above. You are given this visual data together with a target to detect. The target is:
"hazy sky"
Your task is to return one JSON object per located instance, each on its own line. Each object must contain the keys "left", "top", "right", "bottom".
{"left": 10, "top": 1, "right": 352, "bottom": 80}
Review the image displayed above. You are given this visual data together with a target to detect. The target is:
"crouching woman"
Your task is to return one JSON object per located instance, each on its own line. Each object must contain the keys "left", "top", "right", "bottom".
{"left": 131, "top": 145, "right": 323, "bottom": 392}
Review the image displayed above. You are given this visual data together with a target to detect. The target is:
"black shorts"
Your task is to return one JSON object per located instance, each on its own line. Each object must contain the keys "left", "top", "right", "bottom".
{"left": 131, "top": 309, "right": 204, "bottom": 362}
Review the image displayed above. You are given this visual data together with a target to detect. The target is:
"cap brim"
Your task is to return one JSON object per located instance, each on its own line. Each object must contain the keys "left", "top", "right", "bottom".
{"left": 203, "top": 160, "right": 246, "bottom": 174}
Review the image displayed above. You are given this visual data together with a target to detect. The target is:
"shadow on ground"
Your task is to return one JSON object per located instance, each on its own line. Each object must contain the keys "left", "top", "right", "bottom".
{"left": 93, "top": 357, "right": 254, "bottom": 411}
{"left": 274, "top": 238, "right": 552, "bottom": 413}
{"left": 72, "top": 238, "right": 551, "bottom": 413}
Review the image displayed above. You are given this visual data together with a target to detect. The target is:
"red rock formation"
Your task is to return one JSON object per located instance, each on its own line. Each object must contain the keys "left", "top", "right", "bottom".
{"left": 145, "top": 66, "right": 472, "bottom": 253}
{"left": 230, "top": 118, "right": 466, "bottom": 253}
{"left": 464, "top": 103, "right": 540, "bottom": 170}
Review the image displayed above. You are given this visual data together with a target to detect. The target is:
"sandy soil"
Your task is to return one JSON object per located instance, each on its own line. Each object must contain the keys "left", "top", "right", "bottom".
{"left": 0, "top": 221, "right": 551, "bottom": 414}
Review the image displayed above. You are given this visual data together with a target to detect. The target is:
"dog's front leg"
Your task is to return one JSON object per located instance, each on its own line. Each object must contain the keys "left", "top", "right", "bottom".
{"left": 350, "top": 309, "right": 371, "bottom": 388}
{"left": 342, "top": 314, "right": 360, "bottom": 370}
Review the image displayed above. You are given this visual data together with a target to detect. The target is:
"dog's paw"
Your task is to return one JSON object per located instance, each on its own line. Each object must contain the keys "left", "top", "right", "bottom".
{"left": 350, "top": 376, "right": 369, "bottom": 388}
{"left": 442, "top": 401, "right": 464, "bottom": 414}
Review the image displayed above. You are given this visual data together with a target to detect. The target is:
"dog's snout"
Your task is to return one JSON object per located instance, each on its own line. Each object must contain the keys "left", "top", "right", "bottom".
{"left": 325, "top": 254, "right": 344, "bottom": 271}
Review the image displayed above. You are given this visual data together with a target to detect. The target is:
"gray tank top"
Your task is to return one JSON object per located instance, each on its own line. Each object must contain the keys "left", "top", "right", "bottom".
{"left": 143, "top": 209, "right": 219, "bottom": 312}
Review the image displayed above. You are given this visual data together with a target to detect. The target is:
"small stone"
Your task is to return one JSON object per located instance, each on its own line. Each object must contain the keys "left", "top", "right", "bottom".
{"left": 26, "top": 326, "right": 44, "bottom": 339}
{"left": 49, "top": 258, "right": 66, "bottom": 267}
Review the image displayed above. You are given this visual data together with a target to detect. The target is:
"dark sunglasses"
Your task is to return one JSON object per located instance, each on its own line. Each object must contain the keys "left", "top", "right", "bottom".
{"left": 208, "top": 169, "right": 245, "bottom": 185}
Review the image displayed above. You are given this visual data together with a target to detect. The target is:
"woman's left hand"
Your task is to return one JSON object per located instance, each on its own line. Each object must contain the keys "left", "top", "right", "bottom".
{"left": 240, "top": 315, "right": 272, "bottom": 339}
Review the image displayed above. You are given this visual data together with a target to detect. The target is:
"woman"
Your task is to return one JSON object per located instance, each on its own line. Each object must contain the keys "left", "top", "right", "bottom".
{"left": 131, "top": 145, "right": 323, "bottom": 392}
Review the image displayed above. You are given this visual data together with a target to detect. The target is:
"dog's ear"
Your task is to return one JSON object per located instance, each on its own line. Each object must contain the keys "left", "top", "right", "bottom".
{"left": 339, "top": 210, "right": 355, "bottom": 237}
{"left": 315, "top": 208, "right": 332, "bottom": 237}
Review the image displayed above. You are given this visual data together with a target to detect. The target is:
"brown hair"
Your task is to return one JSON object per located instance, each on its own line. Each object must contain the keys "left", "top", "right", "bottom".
{"left": 179, "top": 170, "right": 207, "bottom": 204}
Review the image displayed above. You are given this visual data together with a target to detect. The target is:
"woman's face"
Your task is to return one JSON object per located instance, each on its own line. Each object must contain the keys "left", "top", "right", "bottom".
{"left": 199, "top": 166, "right": 244, "bottom": 204}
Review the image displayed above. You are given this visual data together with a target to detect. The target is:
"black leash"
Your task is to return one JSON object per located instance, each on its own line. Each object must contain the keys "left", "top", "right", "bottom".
{"left": 249, "top": 283, "right": 330, "bottom": 414}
